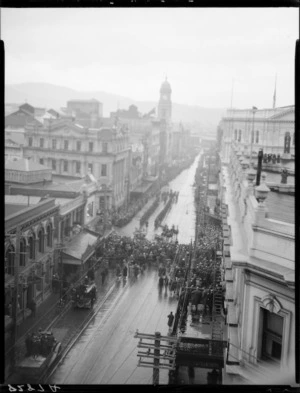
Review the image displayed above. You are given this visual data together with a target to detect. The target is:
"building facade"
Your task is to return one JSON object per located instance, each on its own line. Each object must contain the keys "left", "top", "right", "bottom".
{"left": 5, "top": 199, "right": 59, "bottom": 325}
{"left": 219, "top": 106, "right": 295, "bottom": 165}
{"left": 23, "top": 118, "right": 131, "bottom": 208}
{"left": 219, "top": 143, "right": 295, "bottom": 384}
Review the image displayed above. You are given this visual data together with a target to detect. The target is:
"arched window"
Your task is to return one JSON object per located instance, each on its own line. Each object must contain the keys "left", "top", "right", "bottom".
{"left": 46, "top": 224, "right": 52, "bottom": 248}
{"left": 238, "top": 130, "right": 242, "bottom": 142}
{"left": 5, "top": 245, "right": 15, "bottom": 275}
{"left": 256, "top": 130, "right": 259, "bottom": 144}
{"left": 38, "top": 228, "right": 44, "bottom": 253}
{"left": 234, "top": 129, "right": 237, "bottom": 140}
{"left": 28, "top": 234, "right": 35, "bottom": 259}
{"left": 20, "top": 238, "right": 26, "bottom": 267}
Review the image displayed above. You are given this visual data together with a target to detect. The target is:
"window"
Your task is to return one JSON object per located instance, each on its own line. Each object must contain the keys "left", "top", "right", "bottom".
{"left": 76, "top": 141, "right": 81, "bottom": 151}
{"left": 52, "top": 139, "right": 57, "bottom": 149}
{"left": 234, "top": 130, "right": 237, "bottom": 140}
{"left": 20, "top": 239, "right": 26, "bottom": 267}
{"left": 76, "top": 161, "right": 81, "bottom": 174}
{"left": 39, "top": 158, "right": 44, "bottom": 165}
{"left": 38, "top": 228, "right": 44, "bottom": 253}
{"left": 28, "top": 137, "right": 33, "bottom": 147}
{"left": 5, "top": 245, "right": 15, "bottom": 275}
{"left": 88, "top": 163, "right": 93, "bottom": 173}
{"left": 251, "top": 130, "right": 254, "bottom": 144}
{"left": 46, "top": 224, "right": 52, "bottom": 247}
{"left": 101, "top": 164, "right": 107, "bottom": 176}
{"left": 52, "top": 159, "right": 56, "bottom": 170}
{"left": 238, "top": 129, "right": 242, "bottom": 142}
{"left": 261, "top": 308, "right": 283, "bottom": 361}
{"left": 64, "top": 140, "right": 69, "bottom": 150}
{"left": 89, "top": 142, "right": 93, "bottom": 152}
{"left": 29, "top": 235, "right": 35, "bottom": 259}
{"left": 40, "top": 138, "right": 44, "bottom": 148}
{"left": 256, "top": 131, "right": 259, "bottom": 144}
{"left": 63, "top": 160, "right": 68, "bottom": 172}
{"left": 102, "top": 142, "right": 108, "bottom": 153}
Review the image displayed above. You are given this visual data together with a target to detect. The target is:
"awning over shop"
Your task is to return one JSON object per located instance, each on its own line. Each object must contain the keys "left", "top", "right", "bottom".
{"left": 61, "top": 231, "right": 98, "bottom": 264}
{"left": 131, "top": 181, "right": 153, "bottom": 195}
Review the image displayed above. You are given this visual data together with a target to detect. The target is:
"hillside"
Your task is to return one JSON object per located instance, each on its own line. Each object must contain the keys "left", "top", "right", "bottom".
{"left": 5, "top": 83, "right": 226, "bottom": 131}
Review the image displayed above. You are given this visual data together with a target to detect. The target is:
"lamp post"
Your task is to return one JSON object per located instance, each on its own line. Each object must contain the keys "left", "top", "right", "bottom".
{"left": 250, "top": 107, "right": 258, "bottom": 166}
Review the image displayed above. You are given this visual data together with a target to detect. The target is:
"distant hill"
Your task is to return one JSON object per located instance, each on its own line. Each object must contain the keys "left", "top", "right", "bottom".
{"left": 5, "top": 83, "right": 226, "bottom": 132}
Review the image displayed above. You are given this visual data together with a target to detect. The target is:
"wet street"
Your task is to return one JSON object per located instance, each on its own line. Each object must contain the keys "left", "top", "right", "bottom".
{"left": 117, "top": 153, "right": 200, "bottom": 243}
{"left": 48, "top": 154, "right": 200, "bottom": 384}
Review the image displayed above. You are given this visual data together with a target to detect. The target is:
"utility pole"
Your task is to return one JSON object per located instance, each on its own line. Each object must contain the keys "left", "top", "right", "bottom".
{"left": 134, "top": 330, "right": 177, "bottom": 385}
{"left": 12, "top": 226, "right": 20, "bottom": 349}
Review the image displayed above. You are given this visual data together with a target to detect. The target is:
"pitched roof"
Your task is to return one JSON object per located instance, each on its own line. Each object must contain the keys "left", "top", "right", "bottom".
{"left": 5, "top": 158, "right": 51, "bottom": 172}
{"left": 62, "top": 231, "right": 98, "bottom": 259}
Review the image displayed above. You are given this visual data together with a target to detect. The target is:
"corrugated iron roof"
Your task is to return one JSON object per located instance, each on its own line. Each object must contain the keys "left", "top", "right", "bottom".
{"left": 62, "top": 232, "right": 98, "bottom": 260}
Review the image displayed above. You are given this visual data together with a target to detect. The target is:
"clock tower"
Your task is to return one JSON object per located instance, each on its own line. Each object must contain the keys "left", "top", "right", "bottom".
{"left": 158, "top": 77, "right": 172, "bottom": 122}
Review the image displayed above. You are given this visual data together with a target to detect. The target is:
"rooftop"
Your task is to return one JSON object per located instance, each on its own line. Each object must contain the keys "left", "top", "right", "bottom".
{"left": 5, "top": 158, "right": 51, "bottom": 172}
{"left": 5, "top": 204, "right": 29, "bottom": 218}
{"left": 63, "top": 231, "right": 98, "bottom": 260}
{"left": 267, "top": 192, "right": 295, "bottom": 224}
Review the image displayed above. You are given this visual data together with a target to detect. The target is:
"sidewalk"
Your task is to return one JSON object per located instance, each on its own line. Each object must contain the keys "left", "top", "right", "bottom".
{"left": 5, "top": 265, "right": 117, "bottom": 382}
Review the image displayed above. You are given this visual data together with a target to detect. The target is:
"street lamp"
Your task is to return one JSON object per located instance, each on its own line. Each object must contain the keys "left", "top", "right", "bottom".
{"left": 250, "top": 107, "right": 258, "bottom": 166}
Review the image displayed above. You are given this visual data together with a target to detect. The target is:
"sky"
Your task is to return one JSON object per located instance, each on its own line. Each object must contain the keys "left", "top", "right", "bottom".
{"left": 1, "top": 8, "right": 298, "bottom": 109}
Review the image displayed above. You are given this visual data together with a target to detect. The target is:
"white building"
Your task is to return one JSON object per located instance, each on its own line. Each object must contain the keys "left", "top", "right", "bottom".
{"left": 219, "top": 106, "right": 295, "bottom": 164}
{"left": 219, "top": 144, "right": 295, "bottom": 385}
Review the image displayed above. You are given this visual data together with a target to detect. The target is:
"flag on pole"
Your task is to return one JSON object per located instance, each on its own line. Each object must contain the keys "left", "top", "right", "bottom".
{"left": 273, "top": 74, "right": 277, "bottom": 109}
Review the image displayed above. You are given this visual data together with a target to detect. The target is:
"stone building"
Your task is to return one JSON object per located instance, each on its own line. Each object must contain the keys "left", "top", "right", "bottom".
{"left": 219, "top": 106, "right": 295, "bottom": 165}
{"left": 218, "top": 142, "right": 295, "bottom": 384}
{"left": 66, "top": 99, "right": 103, "bottom": 128}
{"left": 5, "top": 158, "right": 52, "bottom": 184}
{"left": 5, "top": 199, "right": 59, "bottom": 325}
{"left": 23, "top": 117, "right": 131, "bottom": 209}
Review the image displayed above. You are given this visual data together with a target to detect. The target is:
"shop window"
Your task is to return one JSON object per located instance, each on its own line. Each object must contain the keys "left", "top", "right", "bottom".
{"left": 261, "top": 308, "right": 283, "bottom": 361}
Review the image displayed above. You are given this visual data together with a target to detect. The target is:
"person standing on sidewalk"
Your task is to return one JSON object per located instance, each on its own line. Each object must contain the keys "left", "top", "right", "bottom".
{"left": 167, "top": 311, "right": 174, "bottom": 333}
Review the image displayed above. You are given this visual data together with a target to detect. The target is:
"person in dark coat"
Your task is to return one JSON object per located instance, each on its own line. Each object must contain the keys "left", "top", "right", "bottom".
{"left": 123, "top": 265, "right": 128, "bottom": 278}
{"left": 167, "top": 312, "right": 174, "bottom": 329}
